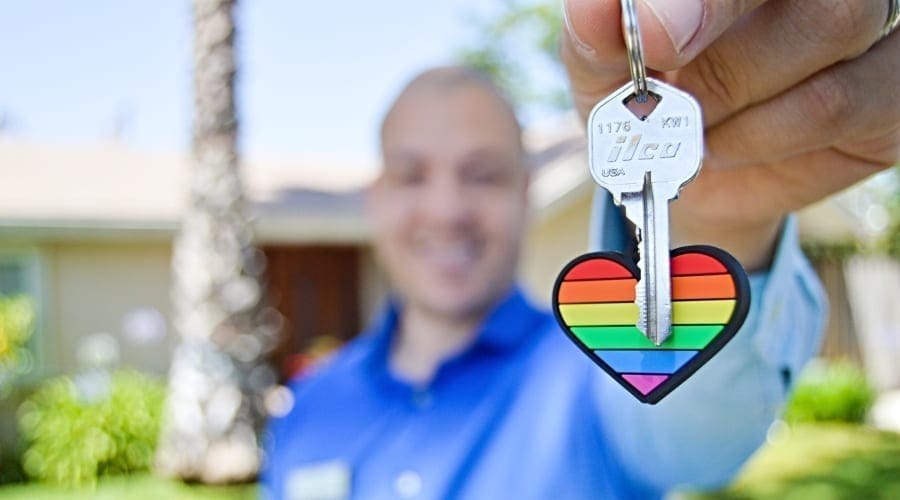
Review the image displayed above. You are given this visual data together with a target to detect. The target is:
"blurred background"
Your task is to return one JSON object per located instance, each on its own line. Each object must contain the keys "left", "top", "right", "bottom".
{"left": 0, "top": 0, "right": 898, "bottom": 498}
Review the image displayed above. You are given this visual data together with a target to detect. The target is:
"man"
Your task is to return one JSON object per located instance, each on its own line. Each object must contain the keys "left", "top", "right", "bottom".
{"left": 265, "top": 1, "right": 899, "bottom": 498}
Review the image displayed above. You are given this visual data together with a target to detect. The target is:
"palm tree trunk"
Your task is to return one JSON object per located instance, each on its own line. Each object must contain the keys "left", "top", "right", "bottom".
{"left": 154, "top": 0, "right": 278, "bottom": 484}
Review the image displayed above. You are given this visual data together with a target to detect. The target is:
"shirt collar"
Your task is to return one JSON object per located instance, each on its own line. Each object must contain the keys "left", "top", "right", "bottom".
{"left": 363, "top": 285, "right": 545, "bottom": 365}
{"left": 476, "top": 286, "right": 546, "bottom": 351}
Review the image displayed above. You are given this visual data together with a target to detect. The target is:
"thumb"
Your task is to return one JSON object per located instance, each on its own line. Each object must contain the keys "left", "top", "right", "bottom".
{"left": 562, "top": 0, "right": 765, "bottom": 119}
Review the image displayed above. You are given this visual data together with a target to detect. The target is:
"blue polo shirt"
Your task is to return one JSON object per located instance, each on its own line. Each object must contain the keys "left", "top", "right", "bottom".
{"left": 263, "top": 196, "right": 826, "bottom": 499}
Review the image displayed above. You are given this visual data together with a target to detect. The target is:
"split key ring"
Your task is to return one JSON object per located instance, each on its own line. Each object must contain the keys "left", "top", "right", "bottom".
{"left": 621, "top": 0, "right": 649, "bottom": 103}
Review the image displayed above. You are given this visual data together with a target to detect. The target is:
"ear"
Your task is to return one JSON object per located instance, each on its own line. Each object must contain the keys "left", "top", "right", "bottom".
{"left": 522, "top": 169, "right": 532, "bottom": 203}
{"left": 363, "top": 173, "right": 384, "bottom": 223}
{"left": 519, "top": 158, "right": 532, "bottom": 203}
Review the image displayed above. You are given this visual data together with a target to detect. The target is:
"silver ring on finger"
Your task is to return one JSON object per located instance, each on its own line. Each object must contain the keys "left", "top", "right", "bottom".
{"left": 883, "top": 0, "right": 900, "bottom": 39}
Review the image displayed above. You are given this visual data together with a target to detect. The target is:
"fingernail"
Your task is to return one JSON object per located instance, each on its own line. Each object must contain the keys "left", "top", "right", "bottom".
{"left": 563, "top": 0, "right": 595, "bottom": 55}
{"left": 643, "top": 0, "right": 704, "bottom": 52}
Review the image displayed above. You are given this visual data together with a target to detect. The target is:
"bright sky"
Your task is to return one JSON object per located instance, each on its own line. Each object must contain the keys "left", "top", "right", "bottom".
{"left": 0, "top": 0, "right": 513, "bottom": 162}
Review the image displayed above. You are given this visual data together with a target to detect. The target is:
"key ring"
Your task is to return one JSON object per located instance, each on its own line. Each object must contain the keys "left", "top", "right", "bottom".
{"left": 621, "top": 0, "right": 649, "bottom": 102}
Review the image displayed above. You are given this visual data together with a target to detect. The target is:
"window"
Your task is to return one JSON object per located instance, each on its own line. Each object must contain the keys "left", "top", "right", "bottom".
{"left": 0, "top": 259, "right": 28, "bottom": 294}
{"left": 0, "top": 248, "right": 45, "bottom": 377}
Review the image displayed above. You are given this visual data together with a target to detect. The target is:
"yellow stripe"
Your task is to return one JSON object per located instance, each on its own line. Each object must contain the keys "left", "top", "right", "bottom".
{"left": 673, "top": 300, "right": 735, "bottom": 324}
{"left": 559, "top": 300, "right": 735, "bottom": 327}
{"left": 558, "top": 303, "right": 638, "bottom": 326}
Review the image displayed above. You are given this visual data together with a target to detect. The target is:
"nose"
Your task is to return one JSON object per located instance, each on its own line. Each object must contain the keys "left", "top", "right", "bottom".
{"left": 421, "top": 168, "right": 473, "bottom": 227}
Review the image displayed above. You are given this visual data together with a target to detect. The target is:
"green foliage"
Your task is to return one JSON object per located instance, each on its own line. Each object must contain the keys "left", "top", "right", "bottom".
{"left": 17, "top": 370, "right": 166, "bottom": 486}
{"left": 801, "top": 239, "right": 865, "bottom": 263}
{"left": 784, "top": 360, "right": 875, "bottom": 424}
{"left": 0, "top": 295, "right": 36, "bottom": 397}
{"left": 694, "top": 423, "right": 900, "bottom": 499}
{"left": 884, "top": 218, "right": 900, "bottom": 258}
{"left": 0, "top": 473, "right": 257, "bottom": 499}
{"left": 0, "top": 445, "right": 27, "bottom": 485}
{"left": 457, "top": 0, "right": 567, "bottom": 110}
{"left": 880, "top": 167, "right": 900, "bottom": 259}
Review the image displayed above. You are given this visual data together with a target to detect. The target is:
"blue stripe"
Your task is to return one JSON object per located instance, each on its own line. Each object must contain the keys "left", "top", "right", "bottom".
{"left": 593, "top": 350, "right": 698, "bottom": 374}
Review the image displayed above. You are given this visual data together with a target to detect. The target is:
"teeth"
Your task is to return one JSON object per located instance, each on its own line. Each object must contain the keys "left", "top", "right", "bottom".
{"left": 416, "top": 238, "right": 478, "bottom": 268}
{"left": 432, "top": 244, "right": 473, "bottom": 265}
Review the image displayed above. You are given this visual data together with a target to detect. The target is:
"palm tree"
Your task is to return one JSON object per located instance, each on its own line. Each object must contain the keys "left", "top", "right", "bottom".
{"left": 154, "top": 0, "right": 279, "bottom": 484}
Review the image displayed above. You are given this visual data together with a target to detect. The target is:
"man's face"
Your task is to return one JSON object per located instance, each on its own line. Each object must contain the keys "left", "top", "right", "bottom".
{"left": 370, "top": 83, "right": 528, "bottom": 320}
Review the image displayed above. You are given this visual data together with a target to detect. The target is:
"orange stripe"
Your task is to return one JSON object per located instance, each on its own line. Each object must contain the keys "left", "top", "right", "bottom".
{"left": 559, "top": 279, "right": 636, "bottom": 303}
{"left": 673, "top": 274, "right": 735, "bottom": 300}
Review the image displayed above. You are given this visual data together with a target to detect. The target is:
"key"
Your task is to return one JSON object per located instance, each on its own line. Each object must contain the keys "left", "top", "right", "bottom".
{"left": 587, "top": 77, "right": 703, "bottom": 345}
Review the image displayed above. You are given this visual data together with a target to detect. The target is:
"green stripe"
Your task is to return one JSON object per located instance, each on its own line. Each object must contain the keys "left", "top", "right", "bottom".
{"left": 571, "top": 325, "right": 723, "bottom": 349}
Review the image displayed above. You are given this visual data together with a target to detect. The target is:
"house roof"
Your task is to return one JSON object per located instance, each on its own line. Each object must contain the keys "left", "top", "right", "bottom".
{"left": 0, "top": 138, "right": 375, "bottom": 243}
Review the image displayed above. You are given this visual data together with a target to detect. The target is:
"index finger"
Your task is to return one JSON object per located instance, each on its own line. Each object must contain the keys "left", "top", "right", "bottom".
{"left": 563, "top": 0, "right": 767, "bottom": 119}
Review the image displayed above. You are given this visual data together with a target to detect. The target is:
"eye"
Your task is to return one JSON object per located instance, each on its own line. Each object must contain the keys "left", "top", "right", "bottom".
{"left": 395, "top": 167, "right": 425, "bottom": 186}
{"left": 465, "top": 166, "right": 503, "bottom": 185}
{"left": 461, "top": 156, "right": 514, "bottom": 187}
{"left": 383, "top": 158, "right": 426, "bottom": 187}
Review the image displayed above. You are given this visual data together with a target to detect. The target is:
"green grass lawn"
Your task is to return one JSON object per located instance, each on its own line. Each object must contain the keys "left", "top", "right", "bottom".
{"left": 0, "top": 423, "right": 897, "bottom": 499}
{"left": 697, "top": 423, "right": 900, "bottom": 499}
{"left": 0, "top": 474, "right": 257, "bottom": 500}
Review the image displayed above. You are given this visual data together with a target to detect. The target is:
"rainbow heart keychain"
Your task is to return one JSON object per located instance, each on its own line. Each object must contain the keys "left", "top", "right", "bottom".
{"left": 552, "top": 0, "right": 749, "bottom": 404}
{"left": 553, "top": 247, "right": 749, "bottom": 404}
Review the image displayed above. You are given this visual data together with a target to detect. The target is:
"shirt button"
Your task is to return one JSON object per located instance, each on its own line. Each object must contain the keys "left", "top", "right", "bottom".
{"left": 394, "top": 470, "right": 422, "bottom": 498}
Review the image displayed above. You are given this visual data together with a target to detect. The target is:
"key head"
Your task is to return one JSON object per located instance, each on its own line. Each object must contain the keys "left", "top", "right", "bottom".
{"left": 588, "top": 78, "right": 703, "bottom": 202}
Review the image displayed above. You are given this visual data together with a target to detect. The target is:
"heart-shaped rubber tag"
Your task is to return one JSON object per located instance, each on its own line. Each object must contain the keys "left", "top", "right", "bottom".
{"left": 553, "top": 245, "right": 750, "bottom": 404}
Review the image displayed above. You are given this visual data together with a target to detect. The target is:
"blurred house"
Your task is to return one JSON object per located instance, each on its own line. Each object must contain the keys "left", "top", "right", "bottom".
{"left": 0, "top": 139, "right": 383, "bottom": 381}
{"left": 0, "top": 118, "right": 896, "bottom": 389}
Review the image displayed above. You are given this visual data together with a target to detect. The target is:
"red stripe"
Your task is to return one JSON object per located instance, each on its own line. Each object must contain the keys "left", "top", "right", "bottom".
{"left": 672, "top": 253, "right": 727, "bottom": 276}
{"left": 565, "top": 259, "right": 633, "bottom": 280}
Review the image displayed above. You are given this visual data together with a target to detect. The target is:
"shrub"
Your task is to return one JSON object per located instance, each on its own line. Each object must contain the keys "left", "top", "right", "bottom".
{"left": 0, "top": 445, "right": 27, "bottom": 485}
{"left": 17, "top": 370, "right": 166, "bottom": 486}
{"left": 784, "top": 359, "right": 875, "bottom": 424}
{"left": 0, "top": 295, "right": 36, "bottom": 397}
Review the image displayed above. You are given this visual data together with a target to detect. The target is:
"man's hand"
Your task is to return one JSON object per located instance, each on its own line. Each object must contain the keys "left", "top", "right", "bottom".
{"left": 562, "top": 0, "right": 899, "bottom": 270}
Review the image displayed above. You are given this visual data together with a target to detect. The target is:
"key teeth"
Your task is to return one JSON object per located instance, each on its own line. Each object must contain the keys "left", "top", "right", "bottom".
{"left": 635, "top": 256, "right": 649, "bottom": 338}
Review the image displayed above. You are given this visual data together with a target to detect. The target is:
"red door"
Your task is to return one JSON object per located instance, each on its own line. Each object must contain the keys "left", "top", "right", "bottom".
{"left": 263, "top": 245, "right": 361, "bottom": 379}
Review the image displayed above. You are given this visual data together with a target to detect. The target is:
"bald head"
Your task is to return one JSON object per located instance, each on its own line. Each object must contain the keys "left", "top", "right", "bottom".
{"left": 380, "top": 66, "right": 523, "bottom": 154}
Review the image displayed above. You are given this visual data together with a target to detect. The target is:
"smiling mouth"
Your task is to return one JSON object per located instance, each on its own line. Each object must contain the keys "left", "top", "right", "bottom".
{"left": 414, "top": 238, "right": 483, "bottom": 274}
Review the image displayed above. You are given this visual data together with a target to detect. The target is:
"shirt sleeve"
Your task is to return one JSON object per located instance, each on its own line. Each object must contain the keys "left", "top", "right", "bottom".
{"left": 588, "top": 187, "right": 827, "bottom": 496}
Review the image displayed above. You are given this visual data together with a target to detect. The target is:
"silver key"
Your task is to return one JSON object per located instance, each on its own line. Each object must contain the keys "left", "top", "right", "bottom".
{"left": 587, "top": 77, "right": 703, "bottom": 345}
